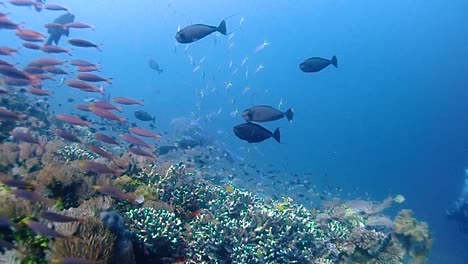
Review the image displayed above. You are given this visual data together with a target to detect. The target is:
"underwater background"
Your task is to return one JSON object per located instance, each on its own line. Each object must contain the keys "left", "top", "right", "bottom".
{"left": 1, "top": 0, "right": 468, "bottom": 263}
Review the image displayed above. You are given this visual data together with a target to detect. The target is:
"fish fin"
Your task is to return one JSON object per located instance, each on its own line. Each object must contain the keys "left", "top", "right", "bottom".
{"left": 272, "top": 128, "right": 280, "bottom": 143}
{"left": 331, "top": 55, "right": 338, "bottom": 68}
{"left": 152, "top": 116, "right": 156, "bottom": 124}
{"left": 65, "top": 28, "right": 70, "bottom": 37}
{"left": 217, "top": 20, "right": 227, "bottom": 35}
{"left": 284, "top": 108, "right": 294, "bottom": 122}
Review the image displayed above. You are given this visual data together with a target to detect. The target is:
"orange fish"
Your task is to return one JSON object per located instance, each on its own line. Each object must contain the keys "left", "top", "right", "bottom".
{"left": 113, "top": 97, "right": 144, "bottom": 106}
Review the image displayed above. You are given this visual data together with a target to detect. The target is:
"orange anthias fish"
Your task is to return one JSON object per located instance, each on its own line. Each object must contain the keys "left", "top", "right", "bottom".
{"left": 113, "top": 97, "right": 144, "bottom": 106}
{"left": 129, "top": 127, "right": 162, "bottom": 139}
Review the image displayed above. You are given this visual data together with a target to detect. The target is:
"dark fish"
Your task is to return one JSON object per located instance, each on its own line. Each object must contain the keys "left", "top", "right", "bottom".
{"left": 175, "top": 20, "right": 227, "bottom": 44}
{"left": 233, "top": 123, "right": 280, "bottom": 143}
{"left": 12, "top": 189, "right": 51, "bottom": 205}
{"left": 46, "top": 13, "right": 75, "bottom": 45}
{"left": 157, "top": 145, "right": 177, "bottom": 155}
{"left": 148, "top": 59, "right": 163, "bottom": 74}
{"left": 134, "top": 110, "right": 155, "bottom": 123}
{"left": 67, "top": 98, "right": 75, "bottom": 103}
{"left": 242, "top": 106, "right": 294, "bottom": 123}
{"left": 40, "top": 212, "right": 83, "bottom": 223}
{"left": 22, "top": 218, "right": 71, "bottom": 239}
{"left": 68, "top": 38, "right": 101, "bottom": 51}
{"left": 299, "top": 56, "right": 338, "bottom": 73}
{"left": 177, "top": 138, "right": 200, "bottom": 149}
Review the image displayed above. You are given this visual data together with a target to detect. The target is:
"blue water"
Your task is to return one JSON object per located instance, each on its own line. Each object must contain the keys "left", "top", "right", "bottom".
{"left": 3, "top": 0, "right": 468, "bottom": 262}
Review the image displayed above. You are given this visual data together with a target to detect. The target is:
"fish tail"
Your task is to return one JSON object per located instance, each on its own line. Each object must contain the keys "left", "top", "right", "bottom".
{"left": 331, "top": 55, "right": 338, "bottom": 68}
{"left": 284, "top": 108, "right": 294, "bottom": 122}
{"left": 272, "top": 128, "right": 281, "bottom": 143}
{"left": 217, "top": 20, "right": 227, "bottom": 35}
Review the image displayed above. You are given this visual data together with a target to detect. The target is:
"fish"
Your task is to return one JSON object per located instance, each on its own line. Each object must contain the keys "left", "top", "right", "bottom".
{"left": 54, "top": 129, "right": 82, "bottom": 143}
{"left": 0, "top": 215, "right": 15, "bottom": 228}
{"left": 242, "top": 106, "right": 294, "bottom": 123}
{"left": 129, "top": 127, "right": 161, "bottom": 139}
{"left": 10, "top": 129, "right": 41, "bottom": 145}
{"left": 40, "top": 212, "right": 84, "bottom": 223}
{"left": 0, "top": 238, "right": 17, "bottom": 251}
{"left": 299, "top": 56, "right": 338, "bottom": 73}
{"left": 65, "top": 22, "right": 96, "bottom": 31}
{"left": 67, "top": 80, "right": 104, "bottom": 94}
{"left": 68, "top": 38, "right": 102, "bottom": 51}
{"left": 87, "top": 144, "right": 116, "bottom": 161}
{"left": 43, "top": 66, "right": 68, "bottom": 75}
{"left": 128, "top": 147, "right": 155, "bottom": 159}
{"left": 148, "top": 59, "right": 163, "bottom": 74}
{"left": 46, "top": 13, "right": 75, "bottom": 45}
{"left": 22, "top": 218, "right": 71, "bottom": 239}
{"left": 134, "top": 110, "right": 155, "bottom": 123}
{"left": 70, "top": 59, "right": 98, "bottom": 67}
{"left": 89, "top": 101, "right": 122, "bottom": 112}
{"left": 22, "top": 42, "right": 41, "bottom": 50}
{"left": 93, "top": 185, "right": 137, "bottom": 204}
{"left": 51, "top": 257, "right": 98, "bottom": 264}
{"left": 0, "top": 107, "right": 25, "bottom": 121}
{"left": 157, "top": 145, "right": 177, "bottom": 155}
{"left": 30, "top": 58, "right": 66, "bottom": 67}
{"left": 77, "top": 73, "right": 112, "bottom": 84}
{"left": 175, "top": 19, "right": 227, "bottom": 44}
{"left": 41, "top": 45, "right": 72, "bottom": 56}
{"left": 94, "top": 133, "right": 120, "bottom": 146}
{"left": 233, "top": 123, "right": 280, "bottom": 143}
{"left": 79, "top": 161, "right": 121, "bottom": 176}
{"left": 0, "top": 178, "right": 35, "bottom": 189}
{"left": 56, "top": 114, "right": 92, "bottom": 127}
{"left": 44, "top": 3, "right": 69, "bottom": 12}
{"left": 120, "top": 134, "right": 153, "bottom": 149}
{"left": 89, "top": 106, "right": 126, "bottom": 122}
{"left": 113, "top": 97, "right": 143, "bottom": 106}
{"left": 12, "top": 189, "right": 51, "bottom": 205}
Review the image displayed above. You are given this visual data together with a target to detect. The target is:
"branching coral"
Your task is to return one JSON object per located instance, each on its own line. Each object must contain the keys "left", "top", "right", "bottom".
{"left": 394, "top": 210, "right": 432, "bottom": 263}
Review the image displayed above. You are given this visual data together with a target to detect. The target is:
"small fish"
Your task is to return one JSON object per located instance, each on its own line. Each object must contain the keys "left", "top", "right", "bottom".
{"left": 157, "top": 145, "right": 177, "bottom": 155}
{"left": 393, "top": 194, "right": 405, "bottom": 204}
{"left": 93, "top": 185, "right": 137, "bottom": 204}
{"left": 70, "top": 59, "right": 98, "bottom": 67}
{"left": 128, "top": 147, "right": 155, "bottom": 159}
{"left": 113, "top": 97, "right": 143, "bottom": 106}
{"left": 12, "top": 189, "right": 51, "bottom": 205}
{"left": 299, "top": 56, "right": 338, "bottom": 73}
{"left": 40, "top": 212, "right": 84, "bottom": 223}
{"left": 22, "top": 218, "right": 71, "bottom": 239}
{"left": 0, "top": 238, "right": 17, "bottom": 251}
{"left": 242, "top": 106, "right": 293, "bottom": 123}
{"left": 129, "top": 127, "right": 161, "bottom": 139}
{"left": 233, "top": 123, "right": 280, "bottom": 143}
{"left": 79, "top": 161, "right": 121, "bottom": 176}
{"left": 65, "top": 22, "right": 95, "bottom": 30}
{"left": 120, "top": 134, "right": 153, "bottom": 150}
{"left": 56, "top": 114, "right": 92, "bottom": 127}
{"left": 148, "top": 59, "right": 163, "bottom": 74}
{"left": 0, "top": 107, "right": 25, "bottom": 121}
{"left": 89, "top": 106, "right": 126, "bottom": 122}
{"left": 94, "top": 133, "right": 120, "bottom": 146}
{"left": 51, "top": 257, "right": 98, "bottom": 264}
{"left": 255, "top": 64, "right": 264, "bottom": 73}
{"left": 10, "top": 129, "right": 41, "bottom": 145}
{"left": 0, "top": 215, "right": 15, "bottom": 228}
{"left": 254, "top": 40, "right": 270, "bottom": 53}
{"left": 0, "top": 178, "right": 35, "bottom": 189}
{"left": 87, "top": 144, "right": 115, "bottom": 161}
{"left": 41, "top": 45, "right": 72, "bottom": 56}
{"left": 175, "top": 20, "right": 227, "bottom": 44}
{"left": 54, "top": 128, "right": 82, "bottom": 143}
{"left": 77, "top": 73, "right": 112, "bottom": 84}
{"left": 68, "top": 38, "right": 101, "bottom": 51}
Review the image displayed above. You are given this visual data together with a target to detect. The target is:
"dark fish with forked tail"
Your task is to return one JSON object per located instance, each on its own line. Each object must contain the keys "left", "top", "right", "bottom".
{"left": 242, "top": 106, "right": 294, "bottom": 123}
{"left": 22, "top": 218, "right": 71, "bottom": 239}
{"left": 233, "top": 123, "right": 280, "bottom": 143}
{"left": 46, "top": 13, "right": 75, "bottom": 45}
{"left": 299, "top": 56, "right": 338, "bottom": 73}
{"left": 175, "top": 20, "right": 227, "bottom": 44}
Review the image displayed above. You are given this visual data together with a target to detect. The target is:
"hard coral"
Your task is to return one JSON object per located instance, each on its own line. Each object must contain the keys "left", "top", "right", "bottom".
{"left": 0, "top": 142, "right": 18, "bottom": 170}
{"left": 48, "top": 217, "right": 115, "bottom": 263}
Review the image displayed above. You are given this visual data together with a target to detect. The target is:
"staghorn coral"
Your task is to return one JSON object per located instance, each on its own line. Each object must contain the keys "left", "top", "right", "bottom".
{"left": 48, "top": 217, "right": 115, "bottom": 263}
